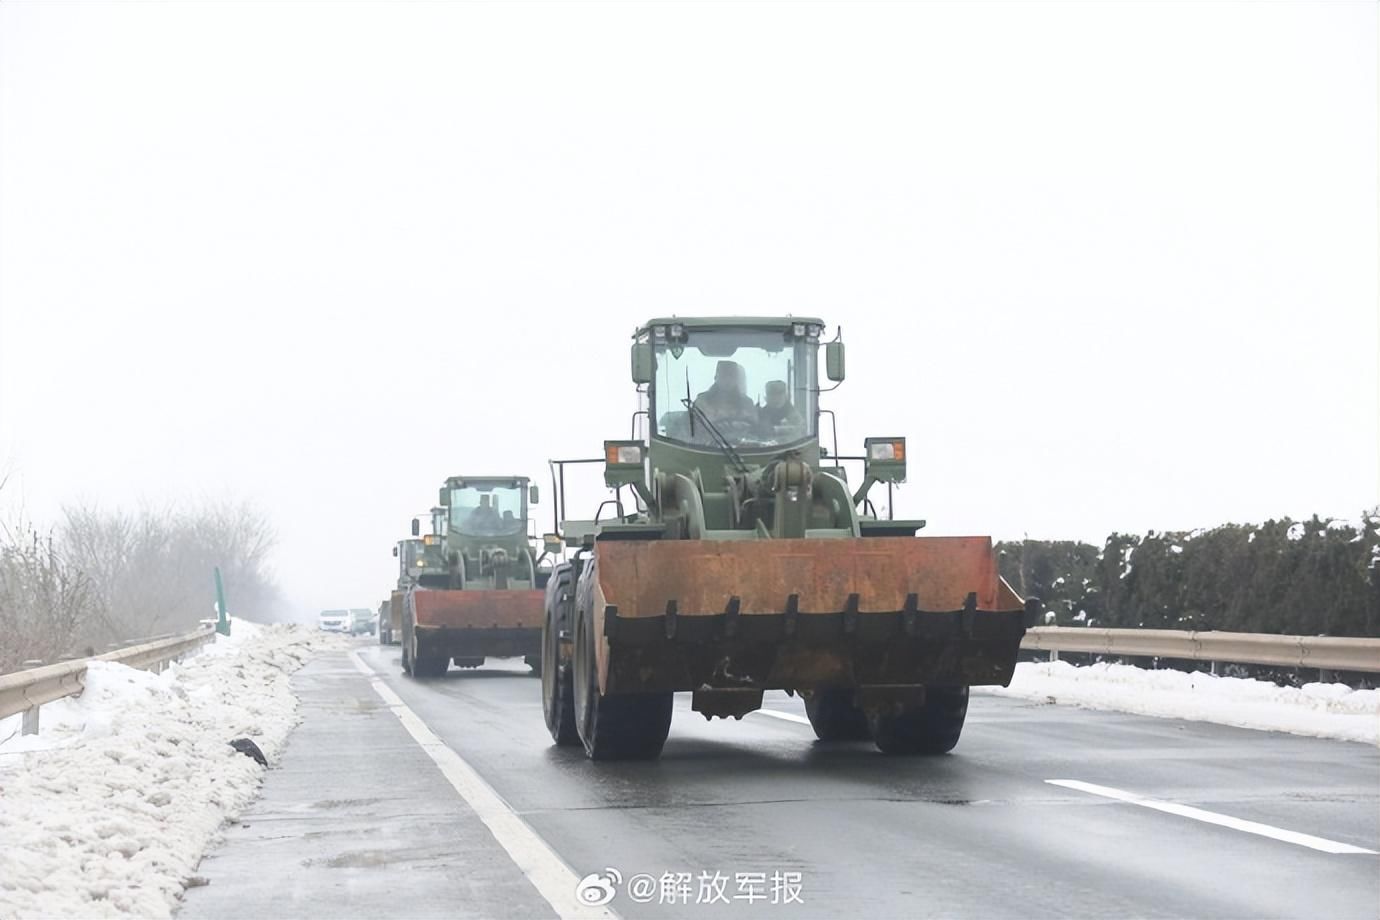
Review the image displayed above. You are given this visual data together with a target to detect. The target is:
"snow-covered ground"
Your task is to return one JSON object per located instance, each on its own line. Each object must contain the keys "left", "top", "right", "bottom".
{"left": 0, "top": 620, "right": 344, "bottom": 919}
{"left": 977, "top": 660, "right": 1380, "bottom": 746}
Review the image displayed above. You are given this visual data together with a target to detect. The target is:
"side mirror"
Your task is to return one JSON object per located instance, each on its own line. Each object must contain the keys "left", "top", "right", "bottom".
{"left": 825, "top": 341, "right": 845, "bottom": 382}
{"left": 529, "top": 484, "right": 539, "bottom": 505}
{"left": 411, "top": 518, "right": 420, "bottom": 537}
{"left": 542, "top": 533, "right": 562, "bottom": 555}
{"left": 438, "top": 487, "right": 449, "bottom": 507}
{"left": 392, "top": 545, "right": 399, "bottom": 558}
{"left": 630, "top": 342, "right": 654, "bottom": 384}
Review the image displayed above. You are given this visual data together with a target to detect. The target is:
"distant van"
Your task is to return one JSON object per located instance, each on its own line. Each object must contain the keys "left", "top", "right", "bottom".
{"left": 349, "top": 608, "right": 375, "bottom": 636}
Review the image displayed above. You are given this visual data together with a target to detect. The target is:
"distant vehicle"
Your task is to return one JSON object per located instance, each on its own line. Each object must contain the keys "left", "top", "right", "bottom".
{"left": 348, "top": 608, "right": 375, "bottom": 636}
{"left": 383, "top": 509, "right": 449, "bottom": 646}
{"left": 377, "top": 599, "right": 394, "bottom": 645}
{"left": 317, "top": 609, "right": 351, "bottom": 632}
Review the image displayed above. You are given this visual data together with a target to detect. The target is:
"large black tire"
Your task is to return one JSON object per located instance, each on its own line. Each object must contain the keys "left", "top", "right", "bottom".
{"left": 571, "top": 568, "right": 672, "bottom": 761}
{"left": 408, "top": 601, "right": 447, "bottom": 678}
{"left": 869, "top": 686, "right": 970, "bottom": 755}
{"left": 401, "top": 607, "right": 415, "bottom": 675}
{"left": 413, "top": 651, "right": 449, "bottom": 679}
{"left": 804, "top": 689, "right": 871, "bottom": 741}
{"left": 542, "top": 568, "right": 578, "bottom": 745}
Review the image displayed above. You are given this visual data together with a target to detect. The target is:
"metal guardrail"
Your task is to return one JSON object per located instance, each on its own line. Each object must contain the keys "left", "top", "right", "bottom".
{"left": 1022, "top": 627, "right": 1380, "bottom": 673}
{"left": 0, "top": 625, "right": 217, "bottom": 735}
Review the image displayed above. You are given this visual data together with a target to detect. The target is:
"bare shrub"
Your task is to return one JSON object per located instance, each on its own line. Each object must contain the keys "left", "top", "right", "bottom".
{"left": 0, "top": 518, "right": 98, "bottom": 672}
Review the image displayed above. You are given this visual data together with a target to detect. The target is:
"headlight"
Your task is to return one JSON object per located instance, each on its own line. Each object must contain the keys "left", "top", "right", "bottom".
{"left": 416, "top": 559, "right": 426, "bottom": 567}
{"left": 605, "top": 443, "right": 644, "bottom": 465}
{"left": 868, "top": 440, "right": 905, "bottom": 461}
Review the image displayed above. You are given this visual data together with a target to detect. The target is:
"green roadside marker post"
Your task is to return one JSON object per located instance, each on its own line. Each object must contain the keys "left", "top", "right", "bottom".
{"left": 214, "top": 566, "right": 230, "bottom": 636}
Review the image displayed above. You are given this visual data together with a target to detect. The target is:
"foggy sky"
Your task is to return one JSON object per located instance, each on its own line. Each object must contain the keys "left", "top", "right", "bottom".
{"left": 1, "top": 1, "right": 1375, "bottom": 618}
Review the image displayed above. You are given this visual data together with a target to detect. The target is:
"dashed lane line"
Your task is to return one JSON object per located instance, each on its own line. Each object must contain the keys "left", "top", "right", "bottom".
{"left": 1048, "top": 779, "right": 1378, "bottom": 855}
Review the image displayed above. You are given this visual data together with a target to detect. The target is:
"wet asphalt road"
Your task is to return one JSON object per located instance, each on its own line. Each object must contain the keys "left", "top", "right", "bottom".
{"left": 185, "top": 645, "right": 1379, "bottom": 919}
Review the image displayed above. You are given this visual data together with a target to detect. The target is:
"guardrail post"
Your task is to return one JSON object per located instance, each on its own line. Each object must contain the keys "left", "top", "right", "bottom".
{"left": 21, "top": 705, "right": 39, "bottom": 735}
{"left": 214, "top": 566, "right": 230, "bottom": 637}
{"left": 1319, "top": 668, "right": 1335, "bottom": 684}
{"left": 1048, "top": 649, "right": 1058, "bottom": 662}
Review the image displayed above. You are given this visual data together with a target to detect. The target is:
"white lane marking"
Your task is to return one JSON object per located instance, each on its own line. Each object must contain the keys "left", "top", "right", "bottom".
{"left": 350, "top": 650, "right": 617, "bottom": 919}
{"left": 1048, "top": 779, "right": 1378, "bottom": 855}
{"left": 753, "top": 708, "right": 811, "bottom": 725}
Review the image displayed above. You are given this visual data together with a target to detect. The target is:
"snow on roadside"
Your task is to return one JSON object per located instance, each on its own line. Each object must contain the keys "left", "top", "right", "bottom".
{"left": 0, "top": 621, "right": 345, "bottom": 919}
{"left": 976, "top": 660, "right": 1380, "bottom": 746}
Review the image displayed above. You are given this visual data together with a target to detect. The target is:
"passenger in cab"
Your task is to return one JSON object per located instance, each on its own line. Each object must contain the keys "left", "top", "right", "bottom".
{"left": 759, "top": 379, "right": 804, "bottom": 441}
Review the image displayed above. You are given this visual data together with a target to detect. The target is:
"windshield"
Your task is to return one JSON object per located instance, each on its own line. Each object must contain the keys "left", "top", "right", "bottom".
{"left": 652, "top": 328, "right": 817, "bottom": 450}
{"left": 448, "top": 482, "right": 526, "bottom": 536}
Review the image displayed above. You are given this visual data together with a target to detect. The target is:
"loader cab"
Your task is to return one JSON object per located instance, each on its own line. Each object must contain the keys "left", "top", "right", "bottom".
{"left": 441, "top": 477, "right": 531, "bottom": 539}
{"left": 396, "top": 537, "right": 437, "bottom": 587}
{"left": 636, "top": 318, "right": 825, "bottom": 468}
{"left": 438, "top": 475, "right": 547, "bottom": 590}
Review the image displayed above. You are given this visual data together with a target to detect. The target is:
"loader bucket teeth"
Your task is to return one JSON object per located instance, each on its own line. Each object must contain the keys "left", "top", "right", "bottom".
{"left": 589, "top": 536, "right": 1025, "bottom": 695}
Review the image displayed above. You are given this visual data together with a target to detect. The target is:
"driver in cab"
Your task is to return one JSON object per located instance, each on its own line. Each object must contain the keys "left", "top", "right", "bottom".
{"left": 694, "top": 360, "right": 758, "bottom": 432}
{"left": 467, "top": 495, "right": 502, "bottom": 533}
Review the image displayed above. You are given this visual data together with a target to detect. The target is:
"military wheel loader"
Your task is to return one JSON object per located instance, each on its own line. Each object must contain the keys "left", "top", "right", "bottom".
{"left": 400, "top": 477, "right": 552, "bottom": 678}
{"left": 541, "top": 316, "right": 1037, "bottom": 760}
{"left": 383, "top": 508, "right": 447, "bottom": 645}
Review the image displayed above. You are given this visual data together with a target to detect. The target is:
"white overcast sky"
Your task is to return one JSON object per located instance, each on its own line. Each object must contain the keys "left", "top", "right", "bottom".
{"left": 1, "top": 1, "right": 1375, "bottom": 617}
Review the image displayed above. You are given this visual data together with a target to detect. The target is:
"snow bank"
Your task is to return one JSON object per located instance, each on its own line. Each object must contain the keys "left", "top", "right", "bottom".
{"left": 976, "top": 661, "right": 1380, "bottom": 746}
{"left": 0, "top": 622, "right": 344, "bottom": 919}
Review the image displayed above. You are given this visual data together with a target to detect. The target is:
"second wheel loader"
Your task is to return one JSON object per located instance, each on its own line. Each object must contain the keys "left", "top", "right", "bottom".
{"left": 400, "top": 477, "right": 551, "bottom": 678}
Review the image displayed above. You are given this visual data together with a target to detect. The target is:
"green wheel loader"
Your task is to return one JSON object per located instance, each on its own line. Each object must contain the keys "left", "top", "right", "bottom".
{"left": 384, "top": 508, "right": 447, "bottom": 646}
{"left": 400, "top": 477, "right": 552, "bottom": 678}
{"left": 541, "top": 316, "right": 1037, "bottom": 760}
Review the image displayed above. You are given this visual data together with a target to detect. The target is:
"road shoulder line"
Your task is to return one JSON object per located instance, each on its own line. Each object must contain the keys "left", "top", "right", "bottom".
{"left": 350, "top": 650, "right": 616, "bottom": 919}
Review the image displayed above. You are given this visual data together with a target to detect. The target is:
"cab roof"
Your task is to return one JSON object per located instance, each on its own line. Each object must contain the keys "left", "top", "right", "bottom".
{"left": 635, "top": 316, "right": 826, "bottom": 337}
